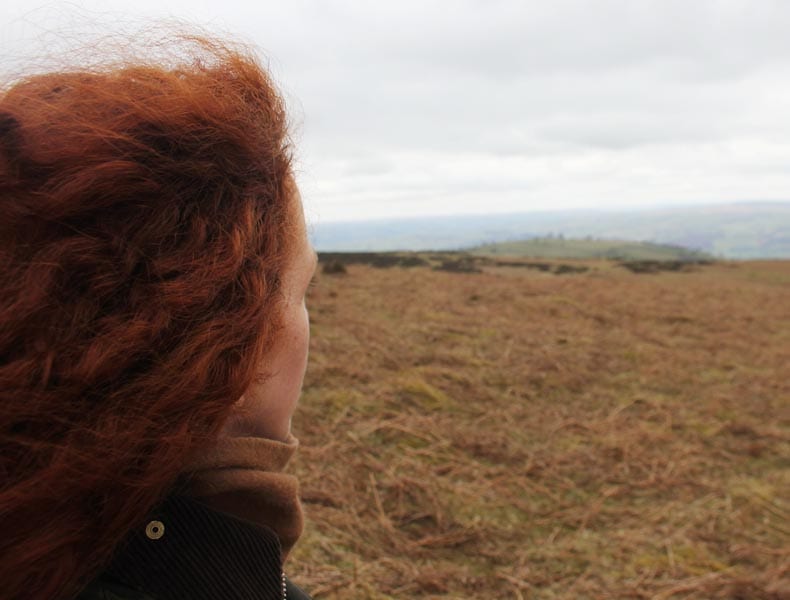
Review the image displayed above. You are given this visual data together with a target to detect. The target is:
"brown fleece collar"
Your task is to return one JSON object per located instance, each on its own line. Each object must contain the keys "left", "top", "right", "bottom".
{"left": 177, "top": 433, "right": 304, "bottom": 561}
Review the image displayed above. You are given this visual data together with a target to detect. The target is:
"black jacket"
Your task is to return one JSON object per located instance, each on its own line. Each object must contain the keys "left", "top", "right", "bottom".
{"left": 75, "top": 493, "right": 311, "bottom": 600}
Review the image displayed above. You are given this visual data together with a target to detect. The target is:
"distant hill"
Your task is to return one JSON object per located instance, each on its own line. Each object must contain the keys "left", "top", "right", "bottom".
{"left": 310, "top": 202, "right": 790, "bottom": 259}
{"left": 472, "top": 237, "right": 713, "bottom": 261}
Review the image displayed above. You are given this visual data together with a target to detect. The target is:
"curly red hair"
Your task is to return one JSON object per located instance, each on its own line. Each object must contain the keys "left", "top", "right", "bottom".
{"left": 0, "top": 34, "right": 296, "bottom": 600}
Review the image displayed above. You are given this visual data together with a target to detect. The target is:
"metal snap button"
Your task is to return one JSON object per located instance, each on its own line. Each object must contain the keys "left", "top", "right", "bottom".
{"left": 145, "top": 520, "right": 165, "bottom": 540}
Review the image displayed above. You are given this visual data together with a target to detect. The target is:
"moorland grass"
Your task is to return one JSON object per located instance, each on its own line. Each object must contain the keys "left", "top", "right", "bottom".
{"left": 289, "top": 257, "right": 789, "bottom": 599}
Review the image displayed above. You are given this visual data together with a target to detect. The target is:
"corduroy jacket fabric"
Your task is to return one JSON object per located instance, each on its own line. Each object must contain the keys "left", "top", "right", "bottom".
{"left": 75, "top": 493, "right": 311, "bottom": 600}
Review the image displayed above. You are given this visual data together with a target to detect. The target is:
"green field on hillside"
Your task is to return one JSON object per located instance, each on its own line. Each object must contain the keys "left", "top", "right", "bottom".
{"left": 472, "top": 237, "right": 713, "bottom": 261}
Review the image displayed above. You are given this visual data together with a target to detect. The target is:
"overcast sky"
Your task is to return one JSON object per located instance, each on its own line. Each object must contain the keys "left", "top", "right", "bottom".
{"left": 3, "top": 1, "right": 790, "bottom": 223}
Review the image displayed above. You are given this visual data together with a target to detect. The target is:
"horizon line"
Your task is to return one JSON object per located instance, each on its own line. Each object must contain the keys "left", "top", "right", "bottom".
{"left": 308, "top": 199, "right": 790, "bottom": 226}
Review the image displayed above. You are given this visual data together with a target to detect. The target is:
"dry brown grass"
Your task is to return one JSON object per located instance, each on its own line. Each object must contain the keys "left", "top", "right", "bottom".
{"left": 288, "top": 257, "right": 789, "bottom": 599}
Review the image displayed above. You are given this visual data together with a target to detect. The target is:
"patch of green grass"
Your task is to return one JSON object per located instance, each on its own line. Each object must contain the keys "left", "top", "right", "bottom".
{"left": 472, "top": 237, "right": 713, "bottom": 261}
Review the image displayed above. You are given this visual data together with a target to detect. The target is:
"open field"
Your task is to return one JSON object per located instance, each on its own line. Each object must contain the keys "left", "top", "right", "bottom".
{"left": 289, "top": 255, "right": 789, "bottom": 599}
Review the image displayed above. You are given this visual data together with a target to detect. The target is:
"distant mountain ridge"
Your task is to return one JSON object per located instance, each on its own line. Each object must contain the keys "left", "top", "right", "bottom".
{"left": 310, "top": 202, "right": 790, "bottom": 259}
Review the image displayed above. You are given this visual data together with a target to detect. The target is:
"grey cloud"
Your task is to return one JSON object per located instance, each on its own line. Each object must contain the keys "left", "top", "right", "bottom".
{"left": 340, "top": 158, "right": 395, "bottom": 177}
{"left": 271, "top": 0, "right": 790, "bottom": 80}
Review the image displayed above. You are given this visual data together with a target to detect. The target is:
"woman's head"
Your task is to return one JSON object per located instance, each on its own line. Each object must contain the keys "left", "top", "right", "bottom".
{"left": 0, "top": 33, "right": 306, "bottom": 599}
